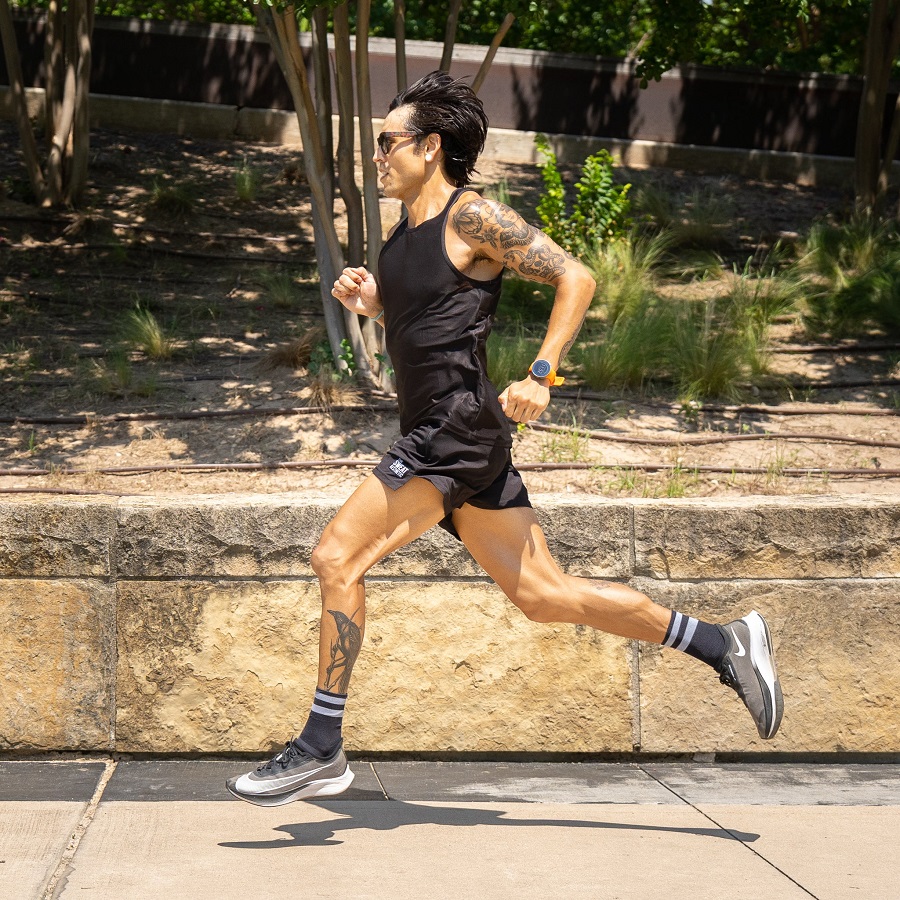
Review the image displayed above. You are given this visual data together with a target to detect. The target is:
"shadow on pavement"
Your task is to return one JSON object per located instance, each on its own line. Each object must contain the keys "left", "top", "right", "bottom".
{"left": 218, "top": 799, "right": 759, "bottom": 848}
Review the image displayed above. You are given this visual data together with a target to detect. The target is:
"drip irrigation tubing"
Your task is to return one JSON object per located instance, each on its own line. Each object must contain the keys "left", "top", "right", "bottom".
{"left": 553, "top": 391, "right": 900, "bottom": 416}
{"left": 0, "top": 459, "right": 897, "bottom": 479}
{"left": 525, "top": 422, "right": 900, "bottom": 451}
{"left": 5, "top": 404, "right": 900, "bottom": 455}
{"left": 2, "top": 214, "right": 315, "bottom": 247}
{"left": 770, "top": 342, "right": 900, "bottom": 354}
{"left": 0, "top": 403, "right": 396, "bottom": 426}
{"left": 8, "top": 241, "right": 315, "bottom": 265}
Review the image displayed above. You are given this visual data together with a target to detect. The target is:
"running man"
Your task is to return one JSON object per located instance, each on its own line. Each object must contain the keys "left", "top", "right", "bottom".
{"left": 227, "top": 72, "right": 782, "bottom": 806}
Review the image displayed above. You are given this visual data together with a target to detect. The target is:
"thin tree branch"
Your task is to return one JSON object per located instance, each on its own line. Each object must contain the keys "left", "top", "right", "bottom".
{"left": 0, "top": 0, "right": 48, "bottom": 202}
{"left": 472, "top": 13, "right": 515, "bottom": 95}
{"left": 440, "top": 0, "right": 463, "bottom": 71}
{"left": 393, "top": 0, "right": 407, "bottom": 91}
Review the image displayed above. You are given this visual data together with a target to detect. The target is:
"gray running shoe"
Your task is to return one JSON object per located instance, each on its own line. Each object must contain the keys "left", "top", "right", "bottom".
{"left": 717, "top": 610, "right": 784, "bottom": 740}
{"left": 226, "top": 742, "right": 354, "bottom": 807}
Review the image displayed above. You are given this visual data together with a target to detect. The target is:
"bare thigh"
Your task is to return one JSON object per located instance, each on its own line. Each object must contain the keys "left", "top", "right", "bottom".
{"left": 312, "top": 473, "right": 449, "bottom": 583}
{"left": 451, "top": 503, "right": 669, "bottom": 641}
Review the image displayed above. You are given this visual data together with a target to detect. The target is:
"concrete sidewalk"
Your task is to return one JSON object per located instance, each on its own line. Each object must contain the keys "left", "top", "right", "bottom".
{"left": 2, "top": 759, "right": 898, "bottom": 900}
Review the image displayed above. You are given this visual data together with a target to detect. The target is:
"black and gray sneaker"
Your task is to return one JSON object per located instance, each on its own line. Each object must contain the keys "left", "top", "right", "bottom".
{"left": 226, "top": 742, "right": 354, "bottom": 807}
{"left": 718, "top": 610, "right": 784, "bottom": 740}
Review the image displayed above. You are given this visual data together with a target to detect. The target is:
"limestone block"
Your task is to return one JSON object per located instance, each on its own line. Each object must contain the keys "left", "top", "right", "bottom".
{"left": 116, "top": 494, "right": 632, "bottom": 581}
{"left": 116, "top": 495, "right": 480, "bottom": 578}
{"left": 234, "top": 107, "right": 301, "bottom": 144}
{"left": 350, "top": 582, "right": 633, "bottom": 753}
{"left": 116, "top": 495, "right": 333, "bottom": 578}
{"left": 0, "top": 580, "right": 115, "bottom": 751}
{"left": 634, "top": 496, "right": 900, "bottom": 580}
{"left": 91, "top": 96, "right": 238, "bottom": 139}
{"left": 531, "top": 495, "right": 633, "bottom": 578}
{"left": 115, "top": 580, "right": 321, "bottom": 753}
{"left": 0, "top": 499, "right": 115, "bottom": 577}
{"left": 633, "top": 578, "right": 900, "bottom": 753}
{"left": 115, "top": 580, "right": 633, "bottom": 753}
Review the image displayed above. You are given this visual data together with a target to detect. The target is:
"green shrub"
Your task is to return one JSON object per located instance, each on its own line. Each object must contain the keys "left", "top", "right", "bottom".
{"left": 120, "top": 305, "right": 175, "bottom": 360}
{"left": 577, "top": 298, "right": 674, "bottom": 391}
{"left": 534, "top": 134, "right": 631, "bottom": 255}
{"left": 585, "top": 229, "right": 675, "bottom": 324}
{"left": 487, "top": 324, "right": 541, "bottom": 388}
{"left": 798, "top": 217, "right": 900, "bottom": 337}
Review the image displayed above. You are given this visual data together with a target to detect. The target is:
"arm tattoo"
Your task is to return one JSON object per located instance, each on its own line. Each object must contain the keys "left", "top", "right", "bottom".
{"left": 503, "top": 244, "right": 567, "bottom": 282}
{"left": 452, "top": 199, "right": 533, "bottom": 251}
{"left": 324, "top": 608, "right": 362, "bottom": 693}
{"left": 559, "top": 312, "right": 588, "bottom": 364}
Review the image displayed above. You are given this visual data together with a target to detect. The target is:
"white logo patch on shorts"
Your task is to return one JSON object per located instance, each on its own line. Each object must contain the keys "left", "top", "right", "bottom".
{"left": 389, "top": 457, "right": 411, "bottom": 478}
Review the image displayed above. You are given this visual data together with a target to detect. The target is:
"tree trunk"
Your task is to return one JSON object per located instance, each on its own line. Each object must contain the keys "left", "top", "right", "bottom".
{"left": 854, "top": 0, "right": 900, "bottom": 212}
{"left": 44, "top": 0, "right": 63, "bottom": 154}
{"left": 256, "top": 4, "right": 349, "bottom": 369}
{"left": 331, "top": 2, "right": 373, "bottom": 381}
{"left": 878, "top": 88, "right": 900, "bottom": 215}
{"left": 355, "top": 0, "right": 391, "bottom": 388}
{"left": 355, "top": 0, "right": 382, "bottom": 270}
{"left": 332, "top": 2, "right": 365, "bottom": 267}
{"left": 393, "top": 0, "right": 407, "bottom": 91}
{"left": 67, "top": 0, "right": 93, "bottom": 204}
{"left": 0, "top": 0, "right": 48, "bottom": 203}
{"left": 472, "top": 13, "right": 516, "bottom": 95}
{"left": 440, "top": 0, "right": 463, "bottom": 72}
{"left": 311, "top": 5, "right": 333, "bottom": 209}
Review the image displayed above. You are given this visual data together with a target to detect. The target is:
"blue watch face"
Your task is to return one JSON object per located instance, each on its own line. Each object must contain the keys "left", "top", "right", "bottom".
{"left": 531, "top": 359, "right": 552, "bottom": 378}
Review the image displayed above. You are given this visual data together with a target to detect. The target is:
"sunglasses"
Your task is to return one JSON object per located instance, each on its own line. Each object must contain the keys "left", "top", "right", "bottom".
{"left": 376, "top": 131, "right": 419, "bottom": 155}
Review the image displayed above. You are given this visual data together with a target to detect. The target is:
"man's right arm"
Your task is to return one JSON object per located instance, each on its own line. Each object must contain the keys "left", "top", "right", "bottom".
{"left": 331, "top": 266, "right": 384, "bottom": 324}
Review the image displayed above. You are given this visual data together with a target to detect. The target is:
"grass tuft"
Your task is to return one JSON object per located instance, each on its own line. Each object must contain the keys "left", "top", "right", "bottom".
{"left": 121, "top": 305, "right": 175, "bottom": 360}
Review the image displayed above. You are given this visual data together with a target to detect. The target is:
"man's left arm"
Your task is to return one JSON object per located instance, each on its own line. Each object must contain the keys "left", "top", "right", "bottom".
{"left": 453, "top": 197, "right": 596, "bottom": 423}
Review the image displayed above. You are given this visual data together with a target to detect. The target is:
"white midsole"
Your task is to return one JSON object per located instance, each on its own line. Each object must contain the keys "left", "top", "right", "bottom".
{"left": 746, "top": 610, "right": 779, "bottom": 734}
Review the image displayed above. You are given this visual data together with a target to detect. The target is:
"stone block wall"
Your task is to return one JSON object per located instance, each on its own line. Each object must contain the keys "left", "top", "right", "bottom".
{"left": 1, "top": 494, "right": 897, "bottom": 756}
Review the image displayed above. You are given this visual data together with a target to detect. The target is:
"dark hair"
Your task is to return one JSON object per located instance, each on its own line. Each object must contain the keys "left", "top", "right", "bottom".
{"left": 389, "top": 71, "right": 489, "bottom": 187}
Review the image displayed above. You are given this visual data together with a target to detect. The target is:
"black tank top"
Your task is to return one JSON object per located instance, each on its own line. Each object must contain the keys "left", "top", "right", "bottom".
{"left": 378, "top": 188, "right": 511, "bottom": 446}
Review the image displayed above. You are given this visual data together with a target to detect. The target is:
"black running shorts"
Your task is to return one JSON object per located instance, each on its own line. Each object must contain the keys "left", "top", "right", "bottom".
{"left": 372, "top": 421, "right": 532, "bottom": 540}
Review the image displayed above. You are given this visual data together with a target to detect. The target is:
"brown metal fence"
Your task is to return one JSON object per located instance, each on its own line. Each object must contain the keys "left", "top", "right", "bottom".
{"left": 2, "top": 14, "right": 897, "bottom": 159}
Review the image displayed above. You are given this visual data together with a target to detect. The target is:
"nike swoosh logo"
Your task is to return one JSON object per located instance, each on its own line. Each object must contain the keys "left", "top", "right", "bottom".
{"left": 243, "top": 762, "right": 335, "bottom": 792}
{"left": 733, "top": 633, "right": 747, "bottom": 657}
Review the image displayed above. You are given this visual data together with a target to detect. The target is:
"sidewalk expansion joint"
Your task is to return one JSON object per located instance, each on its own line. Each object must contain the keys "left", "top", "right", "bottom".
{"left": 368, "top": 762, "right": 391, "bottom": 799}
{"left": 636, "top": 764, "right": 821, "bottom": 900}
{"left": 41, "top": 758, "right": 118, "bottom": 900}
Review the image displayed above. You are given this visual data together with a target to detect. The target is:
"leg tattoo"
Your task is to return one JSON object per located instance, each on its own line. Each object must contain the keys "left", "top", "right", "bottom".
{"left": 324, "top": 608, "right": 362, "bottom": 693}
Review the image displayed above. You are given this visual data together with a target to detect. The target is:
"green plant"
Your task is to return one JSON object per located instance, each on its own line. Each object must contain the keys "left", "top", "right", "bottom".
{"left": 235, "top": 157, "right": 262, "bottom": 202}
{"left": 669, "top": 297, "right": 755, "bottom": 401}
{"left": 537, "top": 418, "right": 591, "bottom": 463}
{"left": 147, "top": 179, "right": 196, "bottom": 219}
{"left": 634, "top": 182, "right": 735, "bottom": 250}
{"left": 584, "top": 229, "right": 675, "bottom": 323}
{"left": 338, "top": 338, "right": 356, "bottom": 376}
{"left": 496, "top": 276, "right": 555, "bottom": 324}
{"left": 483, "top": 176, "right": 514, "bottom": 208}
{"left": 487, "top": 324, "right": 541, "bottom": 388}
{"left": 798, "top": 216, "right": 900, "bottom": 337}
{"left": 534, "top": 134, "right": 631, "bottom": 256}
{"left": 262, "top": 271, "right": 300, "bottom": 310}
{"left": 576, "top": 294, "right": 675, "bottom": 391}
{"left": 121, "top": 305, "right": 175, "bottom": 360}
{"left": 664, "top": 464, "right": 699, "bottom": 498}
{"left": 724, "top": 249, "right": 803, "bottom": 377}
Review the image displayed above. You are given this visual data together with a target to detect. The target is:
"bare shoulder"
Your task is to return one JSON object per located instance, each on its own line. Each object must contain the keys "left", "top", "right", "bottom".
{"left": 449, "top": 193, "right": 582, "bottom": 285}
{"left": 449, "top": 194, "right": 535, "bottom": 251}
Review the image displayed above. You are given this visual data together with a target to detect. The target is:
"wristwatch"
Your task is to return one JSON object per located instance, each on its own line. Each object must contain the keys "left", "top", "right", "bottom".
{"left": 528, "top": 359, "right": 565, "bottom": 386}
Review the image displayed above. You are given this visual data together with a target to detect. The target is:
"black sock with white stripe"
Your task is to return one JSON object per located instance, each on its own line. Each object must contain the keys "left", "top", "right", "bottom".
{"left": 294, "top": 688, "right": 347, "bottom": 759}
{"left": 663, "top": 611, "right": 727, "bottom": 670}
